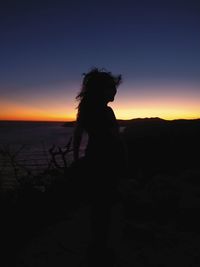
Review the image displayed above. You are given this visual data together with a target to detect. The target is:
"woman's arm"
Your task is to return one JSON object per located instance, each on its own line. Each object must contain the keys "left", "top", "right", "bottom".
{"left": 73, "top": 122, "right": 84, "bottom": 162}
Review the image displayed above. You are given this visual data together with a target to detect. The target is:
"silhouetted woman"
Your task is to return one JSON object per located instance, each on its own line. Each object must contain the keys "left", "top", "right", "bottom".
{"left": 73, "top": 68, "right": 125, "bottom": 265}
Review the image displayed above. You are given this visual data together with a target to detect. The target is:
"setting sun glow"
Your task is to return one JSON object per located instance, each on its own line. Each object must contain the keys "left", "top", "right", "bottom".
{"left": 1, "top": 85, "right": 200, "bottom": 122}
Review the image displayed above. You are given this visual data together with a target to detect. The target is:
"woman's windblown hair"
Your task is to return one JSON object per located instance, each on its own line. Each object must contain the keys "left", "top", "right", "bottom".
{"left": 76, "top": 67, "right": 122, "bottom": 124}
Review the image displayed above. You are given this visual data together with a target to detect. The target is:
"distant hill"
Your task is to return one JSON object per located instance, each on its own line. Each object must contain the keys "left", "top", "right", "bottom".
{"left": 122, "top": 117, "right": 200, "bottom": 176}
{"left": 117, "top": 117, "right": 165, "bottom": 126}
{"left": 62, "top": 117, "right": 165, "bottom": 127}
{"left": 62, "top": 117, "right": 200, "bottom": 177}
{"left": 62, "top": 117, "right": 200, "bottom": 127}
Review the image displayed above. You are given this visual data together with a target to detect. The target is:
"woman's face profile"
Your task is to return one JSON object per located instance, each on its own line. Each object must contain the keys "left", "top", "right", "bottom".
{"left": 104, "top": 83, "right": 117, "bottom": 103}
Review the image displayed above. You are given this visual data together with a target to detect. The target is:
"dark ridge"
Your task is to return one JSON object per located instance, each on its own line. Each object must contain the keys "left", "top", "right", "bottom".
{"left": 122, "top": 117, "right": 200, "bottom": 178}
{"left": 62, "top": 117, "right": 200, "bottom": 127}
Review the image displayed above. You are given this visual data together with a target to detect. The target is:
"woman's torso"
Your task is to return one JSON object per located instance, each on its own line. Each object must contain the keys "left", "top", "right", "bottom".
{"left": 82, "top": 106, "right": 123, "bottom": 164}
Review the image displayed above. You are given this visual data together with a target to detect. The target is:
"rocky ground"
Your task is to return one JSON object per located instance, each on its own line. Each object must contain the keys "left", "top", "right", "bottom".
{"left": 2, "top": 169, "right": 200, "bottom": 267}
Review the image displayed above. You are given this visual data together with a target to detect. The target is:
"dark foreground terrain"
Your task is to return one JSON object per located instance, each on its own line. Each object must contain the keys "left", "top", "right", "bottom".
{"left": 1, "top": 118, "right": 200, "bottom": 267}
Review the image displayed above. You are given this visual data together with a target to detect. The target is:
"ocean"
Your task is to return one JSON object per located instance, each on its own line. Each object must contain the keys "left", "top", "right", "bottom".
{"left": 0, "top": 121, "right": 74, "bottom": 147}
{"left": 0, "top": 121, "right": 125, "bottom": 190}
{"left": 0, "top": 121, "right": 87, "bottom": 189}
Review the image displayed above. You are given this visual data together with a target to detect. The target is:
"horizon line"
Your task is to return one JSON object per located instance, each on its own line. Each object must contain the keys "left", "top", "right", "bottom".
{"left": 1, "top": 117, "right": 200, "bottom": 123}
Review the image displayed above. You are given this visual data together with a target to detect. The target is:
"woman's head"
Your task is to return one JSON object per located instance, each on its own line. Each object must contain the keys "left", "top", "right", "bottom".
{"left": 76, "top": 67, "right": 122, "bottom": 105}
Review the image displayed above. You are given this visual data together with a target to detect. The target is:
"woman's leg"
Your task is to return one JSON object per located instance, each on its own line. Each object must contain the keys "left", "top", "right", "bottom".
{"left": 90, "top": 198, "right": 112, "bottom": 249}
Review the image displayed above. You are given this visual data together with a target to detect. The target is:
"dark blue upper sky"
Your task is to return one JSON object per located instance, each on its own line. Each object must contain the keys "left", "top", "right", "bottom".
{"left": 1, "top": 0, "right": 200, "bottom": 120}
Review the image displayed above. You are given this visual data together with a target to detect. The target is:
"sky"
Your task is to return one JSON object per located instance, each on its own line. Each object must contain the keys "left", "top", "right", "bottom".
{"left": 0, "top": 0, "right": 200, "bottom": 121}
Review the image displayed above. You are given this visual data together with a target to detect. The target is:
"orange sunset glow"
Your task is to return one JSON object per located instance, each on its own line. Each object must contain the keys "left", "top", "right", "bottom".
{"left": 1, "top": 84, "right": 200, "bottom": 122}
